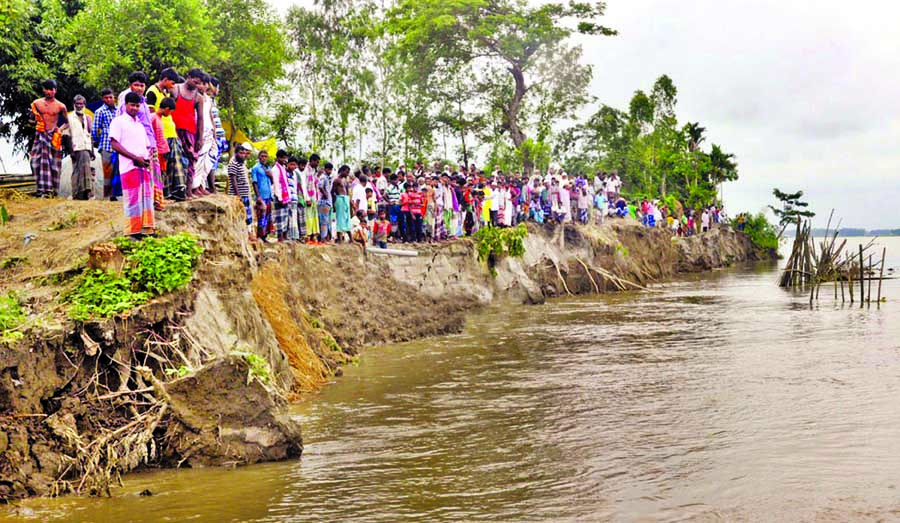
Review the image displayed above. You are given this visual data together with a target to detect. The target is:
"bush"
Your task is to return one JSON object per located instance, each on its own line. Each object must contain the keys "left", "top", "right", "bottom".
{"left": 473, "top": 223, "right": 527, "bottom": 264}
{"left": 734, "top": 212, "right": 778, "bottom": 252}
{"left": 68, "top": 233, "right": 203, "bottom": 320}
{"left": 0, "top": 292, "right": 25, "bottom": 342}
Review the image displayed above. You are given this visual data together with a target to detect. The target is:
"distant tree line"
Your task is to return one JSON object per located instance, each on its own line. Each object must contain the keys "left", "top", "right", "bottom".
{"left": 1, "top": 0, "right": 740, "bottom": 207}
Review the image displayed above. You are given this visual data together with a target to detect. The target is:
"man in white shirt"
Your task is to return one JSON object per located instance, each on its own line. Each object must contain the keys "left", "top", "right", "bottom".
{"left": 351, "top": 174, "right": 369, "bottom": 215}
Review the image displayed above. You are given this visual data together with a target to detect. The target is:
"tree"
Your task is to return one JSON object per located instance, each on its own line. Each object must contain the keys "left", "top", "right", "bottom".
{"left": 206, "top": 0, "right": 288, "bottom": 138}
{"left": 0, "top": 0, "right": 92, "bottom": 149}
{"left": 770, "top": 188, "right": 815, "bottom": 237}
{"left": 62, "top": 0, "right": 217, "bottom": 90}
{"left": 385, "top": 0, "right": 615, "bottom": 174}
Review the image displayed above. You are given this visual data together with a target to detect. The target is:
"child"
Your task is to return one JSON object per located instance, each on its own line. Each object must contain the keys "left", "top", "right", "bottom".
{"left": 365, "top": 187, "right": 377, "bottom": 223}
{"left": 351, "top": 209, "right": 369, "bottom": 253}
{"left": 373, "top": 210, "right": 391, "bottom": 249}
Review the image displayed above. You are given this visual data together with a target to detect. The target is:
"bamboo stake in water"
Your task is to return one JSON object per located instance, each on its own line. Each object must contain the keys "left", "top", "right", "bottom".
{"left": 840, "top": 276, "right": 845, "bottom": 303}
{"left": 859, "top": 245, "right": 865, "bottom": 305}
{"left": 877, "top": 247, "right": 886, "bottom": 304}
{"left": 867, "top": 254, "right": 873, "bottom": 304}
{"left": 849, "top": 272, "right": 854, "bottom": 303}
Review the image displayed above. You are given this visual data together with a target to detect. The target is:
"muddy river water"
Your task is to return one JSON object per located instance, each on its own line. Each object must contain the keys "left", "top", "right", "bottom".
{"left": 5, "top": 238, "right": 900, "bottom": 522}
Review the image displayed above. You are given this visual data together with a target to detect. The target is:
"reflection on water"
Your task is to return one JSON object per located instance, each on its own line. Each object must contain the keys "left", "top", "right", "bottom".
{"left": 5, "top": 239, "right": 900, "bottom": 522}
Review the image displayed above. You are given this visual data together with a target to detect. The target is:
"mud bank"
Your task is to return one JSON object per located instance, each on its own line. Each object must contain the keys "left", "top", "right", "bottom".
{"left": 0, "top": 196, "right": 764, "bottom": 500}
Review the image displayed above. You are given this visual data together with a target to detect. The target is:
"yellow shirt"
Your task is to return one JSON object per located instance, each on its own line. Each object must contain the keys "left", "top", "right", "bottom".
{"left": 146, "top": 85, "right": 177, "bottom": 139}
{"left": 482, "top": 187, "right": 492, "bottom": 222}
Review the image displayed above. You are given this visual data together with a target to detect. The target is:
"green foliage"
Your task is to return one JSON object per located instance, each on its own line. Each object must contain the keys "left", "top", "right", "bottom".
{"left": 0, "top": 204, "right": 8, "bottom": 225}
{"left": 117, "top": 233, "right": 203, "bottom": 296}
{"left": 68, "top": 233, "right": 203, "bottom": 320}
{"left": 0, "top": 291, "right": 25, "bottom": 342}
{"left": 45, "top": 211, "right": 78, "bottom": 231}
{"left": 62, "top": 0, "right": 217, "bottom": 89}
{"left": 234, "top": 352, "right": 271, "bottom": 385}
{"left": 735, "top": 212, "right": 779, "bottom": 252}
{"left": 165, "top": 366, "right": 191, "bottom": 379}
{"left": 323, "top": 333, "right": 341, "bottom": 353}
{"left": 67, "top": 270, "right": 151, "bottom": 321}
{"left": 473, "top": 224, "right": 528, "bottom": 268}
{"left": 769, "top": 188, "right": 815, "bottom": 228}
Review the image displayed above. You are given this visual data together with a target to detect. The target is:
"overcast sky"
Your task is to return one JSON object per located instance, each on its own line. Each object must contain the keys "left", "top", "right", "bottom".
{"left": 3, "top": 0, "right": 897, "bottom": 228}
{"left": 568, "top": 0, "right": 900, "bottom": 228}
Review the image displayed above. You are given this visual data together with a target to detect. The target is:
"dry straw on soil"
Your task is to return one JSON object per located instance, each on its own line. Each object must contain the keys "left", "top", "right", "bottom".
{"left": 251, "top": 266, "right": 331, "bottom": 394}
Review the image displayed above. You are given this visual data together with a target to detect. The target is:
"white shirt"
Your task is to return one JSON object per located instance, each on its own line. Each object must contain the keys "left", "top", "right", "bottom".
{"left": 351, "top": 183, "right": 367, "bottom": 212}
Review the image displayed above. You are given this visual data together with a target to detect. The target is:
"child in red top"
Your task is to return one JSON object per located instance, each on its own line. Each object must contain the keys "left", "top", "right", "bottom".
{"left": 373, "top": 210, "right": 391, "bottom": 248}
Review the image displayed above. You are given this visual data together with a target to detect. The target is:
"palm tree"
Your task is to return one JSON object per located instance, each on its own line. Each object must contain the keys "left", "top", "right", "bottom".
{"left": 709, "top": 144, "right": 738, "bottom": 206}
{"left": 684, "top": 122, "right": 706, "bottom": 153}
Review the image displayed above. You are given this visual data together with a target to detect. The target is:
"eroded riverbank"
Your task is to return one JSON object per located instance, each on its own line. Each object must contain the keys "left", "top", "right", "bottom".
{"left": 0, "top": 196, "right": 765, "bottom": 500}
{"left": 5, "top": 256, "right": 900, "bottom": 522}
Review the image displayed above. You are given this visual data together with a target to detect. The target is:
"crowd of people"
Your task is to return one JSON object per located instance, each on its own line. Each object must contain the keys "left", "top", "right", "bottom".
{"left": 27, "top": 69, "right": 726, "bottom": 244}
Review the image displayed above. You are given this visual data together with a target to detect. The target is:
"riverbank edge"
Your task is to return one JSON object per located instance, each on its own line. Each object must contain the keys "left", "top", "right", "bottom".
{"left": 0, "top": 196, "right": 768, "bottom": 501}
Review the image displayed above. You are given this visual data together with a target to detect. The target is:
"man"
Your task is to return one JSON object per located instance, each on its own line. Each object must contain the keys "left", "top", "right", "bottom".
{"left": 92, "top": 88, "right": 118, "bottom": 199}
{"left": 270, "top": 150, "right": 291, "bottom": 242}
{"left": 145, "top": 69, "right": 182, "bottom": 199}
{"left": 110, "top": 92, "right": 154, "bottom": 239}
{"left": 170, "top": 68, "right": 206, "bottom": 198}
{"left": 332, "top": 169, "right": 351, "bottom": 243}
{"left": 285, "top": 156, "right": 304, "bottom": 241}
{"left": 66, "top": 95, "right": 94, "bottom": 200}
{"left": 29, "top": 79, "right": 68, "bottom": 197}
{"left": 251, "top": 150, "right": 273, "bottom": 241}
{"left": 295, "top": 156, "right": 316, "bottom": 242}
{"left": 227, "top": 143, "right": 254, "bottom": 234}
{"left": 145, "top": 68, "right": 178, "bottom": 113}
{"left": 351, "top": 174, "right": 368, "bottom": 216}
{"left": 117, "top": 72, "right": 160, "bottom": 201}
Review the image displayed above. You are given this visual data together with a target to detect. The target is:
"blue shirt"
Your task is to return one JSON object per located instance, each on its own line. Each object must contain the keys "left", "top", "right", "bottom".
{"left": 92, "top": 104, "right": 116, "bottom": 152}
{"left": 252, "top": 162, "right": 272, "bottom": 200}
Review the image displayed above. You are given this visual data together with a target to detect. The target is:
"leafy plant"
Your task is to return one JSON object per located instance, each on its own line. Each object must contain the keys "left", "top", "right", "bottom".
{"left": 473, "top": 223, "right": 528, "bottom": 265}
{"left": 165, "top": 366, "right": 191, "bottom": 378}
{"left": 67, "top": 270, "right": 151, "bottom": 321}
{"left": 118, "top": 233, "right": 204, "bottom": 295}
{"left": 734, "top": 212, "right": 778, "bottom": 252}
{"left": 0, "top": 204, "right": 8, "bottom": 225}
{"left": 0, "top": 292, "right": 26, "bottom": 343}
{"left": 233, "top": 352, "right": 271, "bottom": 384}
{"left": 45, "top": 211, "right": 79, "bottom": 231}
{"left": 68, "top": 233, "right": 203, "bottom": 320}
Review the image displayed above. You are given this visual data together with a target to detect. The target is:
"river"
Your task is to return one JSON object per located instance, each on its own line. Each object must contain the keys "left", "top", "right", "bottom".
{"left": 5, "top": 237, "right": 900, "bottom": 522}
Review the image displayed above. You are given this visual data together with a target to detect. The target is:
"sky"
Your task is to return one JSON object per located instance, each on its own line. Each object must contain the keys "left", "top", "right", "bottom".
{"left": 3, "top": 0, "right": 898, "bottom": 228}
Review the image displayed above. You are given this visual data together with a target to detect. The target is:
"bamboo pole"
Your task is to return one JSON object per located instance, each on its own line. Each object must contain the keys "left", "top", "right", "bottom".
{"left": 877, "top": 247, "right": 886, "bottom": 304}
{"left": 867, "top": 254, "right": 873, "bottom": 304}
{"left": 859, "top": 245, "right": 865, "bottom": 305}
{"left": 849, "top": 272, "right": 854, "bottom": 303}
{"left": 840, "top": 277, "right": 845, "bottom": 303}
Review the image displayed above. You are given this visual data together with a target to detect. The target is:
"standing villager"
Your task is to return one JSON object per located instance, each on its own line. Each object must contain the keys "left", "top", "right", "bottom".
{"left": 227, "top": 142, "right": 254, "bottom": 236}
{"left": 251, "top": 150, "right": 273, "bottom": 241}
{"left": 332, "top": 169, "right": 351, "bottom": 242}
{"left": 286, "top": 156, "right": 303, "bottom": 241}
{"left": 149, "top": 97, "right": 176, "bottom": 210}
{"left": 91, "top": 88, "right": 118, "bottom": 199}
{"left": 191, "top": 75, "right": 216, "bottom": 196}
{"left": 29, "top": 79, "right": 68, "bottom": 197}
{"left": 171, "top": 68, "right": 205, "bottom": 199}
{"left": 145, "top": 68, "right": 178, "bottom": 113}
{"left": 116, "top": 72, "right": 161, "bottom": 206}
{"left": 66, "top": 95, "right": 94, "bottom": 200}
{"left": 270, "top": 150, "right": 291, "bottom": 242}
{"left": 110, "top": 92, "right": 154, "bottom": 238}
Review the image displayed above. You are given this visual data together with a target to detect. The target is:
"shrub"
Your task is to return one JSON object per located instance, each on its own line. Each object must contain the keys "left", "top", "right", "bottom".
{"left": 473, "top": 223, "right": 527, "bottom": 264}
{"left": 0, "top": 292, "right": 25, "bottom": 342}
{"left": 735, "top": 212, "right": 778, "bottom": 252}
{"left": 68, "top": 233, "right": 203, "bottom": 320}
